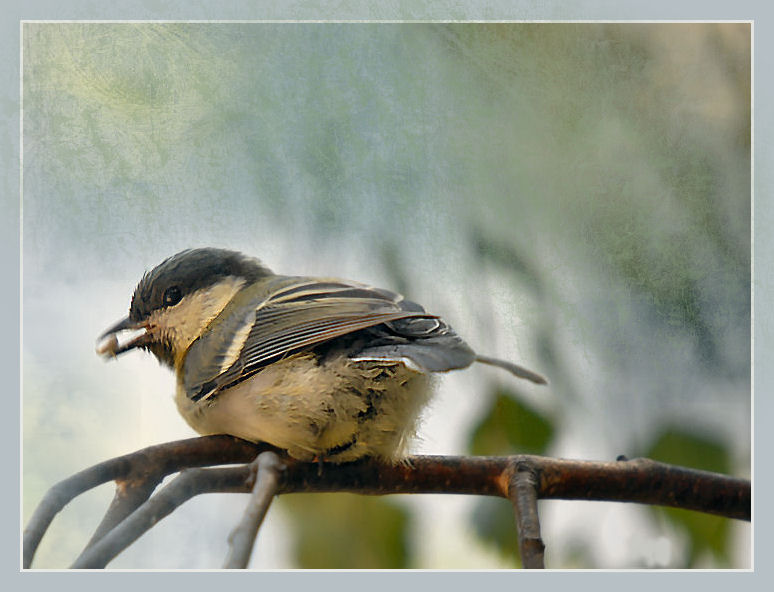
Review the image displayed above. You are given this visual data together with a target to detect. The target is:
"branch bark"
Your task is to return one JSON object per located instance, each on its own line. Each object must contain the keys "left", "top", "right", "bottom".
{"left": 508, "top": 462, "right": 545, "bottom": 569}
{"left": 71, "top": 465, "right": 251, "bottom": 569}
{"left": 223, "top": 451, "right": 285, "bottom": 569}
{"left": 23, "top": 435, "right": 751, "bottom": 569}
{"left": 23, "top": 436, "right": 268, "bottom": 569}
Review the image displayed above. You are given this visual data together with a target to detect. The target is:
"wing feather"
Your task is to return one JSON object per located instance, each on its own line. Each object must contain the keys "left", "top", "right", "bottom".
{"left": 183, "top": 276, "right": 432, "bottom": 402}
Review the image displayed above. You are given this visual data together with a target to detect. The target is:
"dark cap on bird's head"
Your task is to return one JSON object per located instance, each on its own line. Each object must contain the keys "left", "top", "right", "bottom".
{"left": 129, "top": 248, "right": 272, "bottom": 323}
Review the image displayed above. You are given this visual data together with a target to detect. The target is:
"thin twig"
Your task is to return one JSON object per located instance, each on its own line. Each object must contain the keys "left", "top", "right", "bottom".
{"left": 79, "top": 476, "right": 161, "bottom": 558}
{"left": 23, "top": 436, "right": 274, "bottom": 568}
{"left": 223, "top": 451, "right": 285, "bottom": 569}
{"left": 23, "top": 456, "right": 131, "bottom": 569}
{"left": 508, "top": 463, "right": 545, "bottom": 569}
{"left": 70, "top": 466, "right": 251, "bottom": 569}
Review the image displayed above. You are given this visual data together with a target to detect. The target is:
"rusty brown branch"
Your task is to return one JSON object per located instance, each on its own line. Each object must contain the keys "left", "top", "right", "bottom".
{"left": 23, "top": 436, "right": 751, "bottom": 569}
{"left": 536, "top": 456, "right": 751, "bottom": 520}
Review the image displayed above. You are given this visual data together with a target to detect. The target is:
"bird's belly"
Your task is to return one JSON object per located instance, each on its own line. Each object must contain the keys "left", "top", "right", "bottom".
{"left": 175, "top": 352, "right": 433, "bottom": 463}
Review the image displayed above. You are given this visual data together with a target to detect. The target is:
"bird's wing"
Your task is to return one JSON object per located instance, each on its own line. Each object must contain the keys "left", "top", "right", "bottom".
{"left": 182, "top": 276, "right": 436, "bottom": 402}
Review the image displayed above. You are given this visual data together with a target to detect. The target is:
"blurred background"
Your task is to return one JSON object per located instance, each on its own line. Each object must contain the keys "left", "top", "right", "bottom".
{"left": 22, "top": 23, "right": 750, "bottom": 569}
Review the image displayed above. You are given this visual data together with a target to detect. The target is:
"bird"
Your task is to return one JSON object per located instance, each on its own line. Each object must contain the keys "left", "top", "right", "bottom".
{"left": 96, "top": 248, "right": 546, "bottom": 464}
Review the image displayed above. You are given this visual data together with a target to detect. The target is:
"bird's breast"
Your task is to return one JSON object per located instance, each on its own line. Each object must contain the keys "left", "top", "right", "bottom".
{"left": 174, "top": 352, "right": 433, "bottom": 463}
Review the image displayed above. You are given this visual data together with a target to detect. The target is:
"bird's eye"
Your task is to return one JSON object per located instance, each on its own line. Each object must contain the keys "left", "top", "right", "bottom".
{"left": 162, "top": 286, "right": 182, "bottom": 307}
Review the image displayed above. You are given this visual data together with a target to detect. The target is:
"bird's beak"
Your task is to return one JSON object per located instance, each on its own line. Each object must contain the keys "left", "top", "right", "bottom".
{"left": 96, "top": 317, "right": 151, "bottom": 358}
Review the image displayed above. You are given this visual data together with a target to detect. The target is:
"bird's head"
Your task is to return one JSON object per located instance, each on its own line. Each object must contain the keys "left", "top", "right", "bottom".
{"left": 96, "top": 248, "right": 271, "bottom": 367}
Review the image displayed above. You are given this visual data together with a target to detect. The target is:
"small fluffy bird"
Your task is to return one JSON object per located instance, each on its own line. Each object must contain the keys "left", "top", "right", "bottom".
{"left": 97, "top": 248, "right": 545, "bottom": 463}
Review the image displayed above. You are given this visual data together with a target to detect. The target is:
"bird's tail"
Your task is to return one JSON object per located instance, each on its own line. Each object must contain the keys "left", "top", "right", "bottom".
{"left": 475, "top": 355, "right": 548, "bottom": 385}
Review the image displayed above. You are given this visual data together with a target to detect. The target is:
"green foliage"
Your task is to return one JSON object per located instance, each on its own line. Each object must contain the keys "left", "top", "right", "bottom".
{"left": 280, "top": 493, "right": 410, "bottom": 569}
{"left": 469, "top": 387, "right": 554, "bottom": 456}
{"left": 645, "top": 428, "right": 733, "bottom": 566}
{"left": 468, "top": 387, "right": 555, "bottom": 563}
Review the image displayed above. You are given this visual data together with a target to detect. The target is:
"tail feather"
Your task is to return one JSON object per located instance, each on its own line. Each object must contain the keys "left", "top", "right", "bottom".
{"left": 475, "top": 355, "right": 548, "bottom": 385}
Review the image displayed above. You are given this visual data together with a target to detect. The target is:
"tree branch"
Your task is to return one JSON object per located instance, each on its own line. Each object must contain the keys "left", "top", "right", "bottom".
{"left": 23, "top": 435, "right": 751, "bottom": 569}
{"left": 508, "top": 462, "right": 545, "bottom": 569}
{"left": 23, "top": 436, "right": 269, "bottom": 569}
{"left": 78, "top": 474, "right": 161, "bottom": 558}
{"left": 223, "top": 451, "right": 285, "bottom": 569}
{"left": 71, "top": 465, "right": 251, "bottom": 568}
